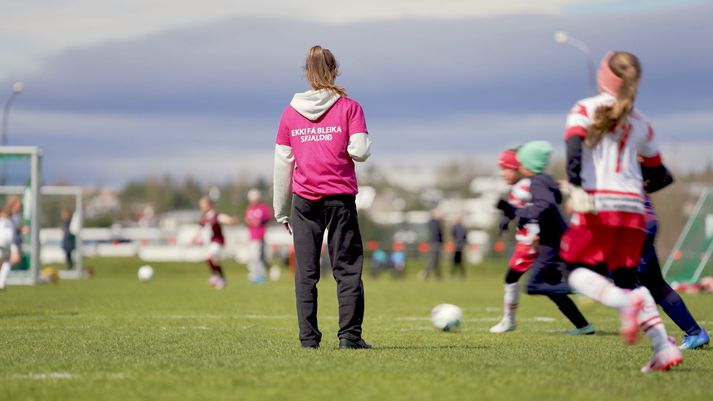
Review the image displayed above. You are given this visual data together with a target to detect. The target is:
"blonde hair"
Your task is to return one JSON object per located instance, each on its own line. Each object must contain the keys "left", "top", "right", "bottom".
{"left": 587, "top": 52, "right": 641, "bottom": 147}
{"left": 305, "top": 45, "right": 347, "bottom": 97}
{"left": 1, "top": 196, "right": 20, "bottom": 217}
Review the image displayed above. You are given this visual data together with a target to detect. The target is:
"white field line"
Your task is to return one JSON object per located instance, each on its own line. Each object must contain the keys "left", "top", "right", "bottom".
{"left": 395, "top": 316, "right": 556, "bottom": 323}
{"left": 11, "top": 373, "right": 129, "bottom": 381}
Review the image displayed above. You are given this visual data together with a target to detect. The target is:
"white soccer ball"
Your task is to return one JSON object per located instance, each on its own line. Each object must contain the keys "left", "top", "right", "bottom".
{"left": 137, "top": 265, "right": 154, "bottom": 282}
{"left": 431, "top": 303, "right": 463, "bottom": 332}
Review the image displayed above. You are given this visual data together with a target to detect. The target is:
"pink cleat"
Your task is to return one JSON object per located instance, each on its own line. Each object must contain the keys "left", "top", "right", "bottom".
{"left": 213, "top": 277, "right": 226, "bottom": 290}
{"left": 641, "top": 338, "right": 683, "bottom": 372}
{"left": 620, "top": 291, "right": 643, "bottom": 345}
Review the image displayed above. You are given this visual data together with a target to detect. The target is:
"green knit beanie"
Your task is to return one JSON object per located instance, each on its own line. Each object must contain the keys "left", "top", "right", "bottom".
{"left": 516, "top": 140, "right": 552, "bottom": 174}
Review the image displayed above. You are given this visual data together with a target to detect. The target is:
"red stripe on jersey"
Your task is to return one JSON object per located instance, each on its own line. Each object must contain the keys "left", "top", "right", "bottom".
{"left": 615, "top": 124, "right": 632, "bottom": 173}
{"left": 640, "top": 153, "right": 662, "bottom": 167}
{"left": 565, "top": 126, "right": 587, "bottom": 140}
{"left": 575, "top": 104, "right": 588, "bottom": 117}
{"left": 584, "top": 189, "right": 643, "bottom": 198}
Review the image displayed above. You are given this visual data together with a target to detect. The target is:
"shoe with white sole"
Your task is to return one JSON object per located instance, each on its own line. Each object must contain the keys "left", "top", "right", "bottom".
{"left": 489, "top": 318, "right": 516, "bottom": 333}
{"left": 679, "top": 330, "right": 709, "bottom": 350}
{"left": 565, "top": 323, "right": 595, "bottom": 335}
{"left": 641, "top": 338, "right": 683, "bottom": 373}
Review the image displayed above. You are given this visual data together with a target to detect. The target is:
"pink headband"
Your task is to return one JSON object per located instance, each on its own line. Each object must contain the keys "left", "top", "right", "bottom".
{"left": 598, "top": 51, "right": 622, "bottom": 96}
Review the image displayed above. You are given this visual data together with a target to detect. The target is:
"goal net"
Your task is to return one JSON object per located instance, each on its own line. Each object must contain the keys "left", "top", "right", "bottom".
{"left": 663, "top": 189, "right": 713, "bottom": 284}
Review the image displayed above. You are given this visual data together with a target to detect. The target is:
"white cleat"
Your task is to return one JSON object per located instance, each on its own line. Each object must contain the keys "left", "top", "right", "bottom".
{"left": 641, "top": 338, "right": 683, "bottom": 373}
{"left": 489, "top": 319, "right": 516, "bottom": 333}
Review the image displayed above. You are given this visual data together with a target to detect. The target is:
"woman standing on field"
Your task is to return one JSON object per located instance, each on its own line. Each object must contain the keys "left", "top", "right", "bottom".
{"left": 273, "top": 45, "right": 372, "bottom": 349}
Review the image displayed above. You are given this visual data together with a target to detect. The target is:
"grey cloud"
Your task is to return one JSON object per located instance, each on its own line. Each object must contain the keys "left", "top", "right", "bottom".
{"left": 6, "top": 3, "right": 713, "bottom": 120}
{"left": 3, "top": 3, "right": 713, "bottom": 185}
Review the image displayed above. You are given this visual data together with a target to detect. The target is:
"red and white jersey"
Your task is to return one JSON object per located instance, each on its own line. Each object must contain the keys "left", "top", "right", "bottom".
{"left": 508, "top": 178, "right": 540, "bottom": 244}
{"left": 565, "top": 93, "right": 661, "bottom": 229}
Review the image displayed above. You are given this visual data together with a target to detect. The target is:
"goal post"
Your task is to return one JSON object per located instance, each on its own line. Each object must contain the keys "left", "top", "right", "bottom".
{"left": 0, "top": 146, "right": 41, "bottom": 285}
{"left": 663, "top": 189, "right": 713, "bottom": 284}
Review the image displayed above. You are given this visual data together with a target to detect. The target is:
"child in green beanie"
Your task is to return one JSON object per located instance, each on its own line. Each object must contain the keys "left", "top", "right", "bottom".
{"left": 516, "top": 140, "right": 552, "bottom": 175}
{"left": 496, "top": 140, "right": 594, "bottom": 335}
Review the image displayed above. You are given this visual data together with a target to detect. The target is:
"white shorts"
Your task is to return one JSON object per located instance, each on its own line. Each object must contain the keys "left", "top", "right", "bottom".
{"left": 208, "top": 242, "right": 223, "bottom": 260}
{"left": 0, "top": 244, "right": 18, "bottom": 263}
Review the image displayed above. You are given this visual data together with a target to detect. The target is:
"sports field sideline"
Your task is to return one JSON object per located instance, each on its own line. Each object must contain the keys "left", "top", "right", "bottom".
{"left": 1, "top": 257, "right": 711, "bottom": 401}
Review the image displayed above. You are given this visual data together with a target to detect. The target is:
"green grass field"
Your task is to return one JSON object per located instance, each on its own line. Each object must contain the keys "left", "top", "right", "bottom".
{"left": 1, "top": 257, "right": 712, "bottom": 401}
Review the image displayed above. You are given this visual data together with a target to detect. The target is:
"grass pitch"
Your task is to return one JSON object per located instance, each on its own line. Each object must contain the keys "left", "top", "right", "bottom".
{"left": 1, "top": 257, "right": 712, "bottom": 401}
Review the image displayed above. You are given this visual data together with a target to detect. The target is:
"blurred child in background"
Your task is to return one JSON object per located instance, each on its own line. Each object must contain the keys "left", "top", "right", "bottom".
{"left": 245, "top": 189, "right": 272, "bottom": 284}
{"left": 194, "top": 196, "right": 237, "bottom": 289}
{"left": 492, "top": 144, "right": 593, "bottom": 335}
{"left": 0, "top": 199, "right": 22, "bottom": 290}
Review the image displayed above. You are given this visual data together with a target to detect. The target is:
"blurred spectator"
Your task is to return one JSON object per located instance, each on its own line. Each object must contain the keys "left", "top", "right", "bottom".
{"left": 451, "top": 217, "right": 467, "bottom": 278}
{"left": 370, "top": 247, "right": 389, "bottom": 277}
{"left": 390, "top": 242, "right": 406, "bottom": 278}
{"left": 60, "top": 209, "right": 76, "bottom": 270}
{"left": 245, "top": 189, "right": 272, "bottom": 283}
{"left": 418, "top": 209, "right": 443, "bottom": 280}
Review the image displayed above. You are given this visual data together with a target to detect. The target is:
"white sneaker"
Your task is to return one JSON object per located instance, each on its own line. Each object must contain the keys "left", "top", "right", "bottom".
{"left": 490, "top": 318, "right": 516, "bottom": 333}
{"left": 208, "top": 275, "right": 220, "bottom": 287}
{"left": 641, "top": 338, "right": 683, "bottom": 372}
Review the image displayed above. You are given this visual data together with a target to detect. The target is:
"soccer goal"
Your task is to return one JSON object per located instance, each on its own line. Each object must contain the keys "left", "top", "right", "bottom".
{"left": 663, "top": 189, "right": 713, "bottom": 284}
{"left": 0, "top": 146, "right": 41, "bottom": 285}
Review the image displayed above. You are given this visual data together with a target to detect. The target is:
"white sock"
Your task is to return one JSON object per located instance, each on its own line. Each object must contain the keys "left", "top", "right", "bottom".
{"left": 503, "top": 282, "right": 519, "bottom": 321}
{"left": 0, "top": 261, "right": 10, "bottom": 290}
{"left": 568, "top": 268, "right": 630, "bottom": 308}
{"left": 635, "top": 287, "right": 669, "bottom": 352}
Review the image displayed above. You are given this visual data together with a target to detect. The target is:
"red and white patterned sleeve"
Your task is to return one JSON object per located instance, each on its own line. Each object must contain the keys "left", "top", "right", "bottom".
{"left": 564, "top": 102, "right": 591, "bottom": 141}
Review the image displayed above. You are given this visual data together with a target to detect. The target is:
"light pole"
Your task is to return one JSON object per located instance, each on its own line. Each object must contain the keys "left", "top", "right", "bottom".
{"left": 1, "top": 82, "right": 24, "bottom": 184}
{"left": 2, "top": 82, "right": 24, "bottom": 146}
{"left": 554, "top": 31, "right": 597, "bottom": 95}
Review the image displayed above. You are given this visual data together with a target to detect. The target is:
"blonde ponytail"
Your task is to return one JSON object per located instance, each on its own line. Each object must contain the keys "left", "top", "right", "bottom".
{"left": 587, "top": 52, "right": 641, "bottom": 147}
{"left": 305, "top": 45, "right": 347, "bottom": 97}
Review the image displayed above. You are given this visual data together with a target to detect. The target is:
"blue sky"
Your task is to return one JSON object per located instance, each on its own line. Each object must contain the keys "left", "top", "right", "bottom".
{"left": 2, "top": 0, "right": 712, "bottom": 185}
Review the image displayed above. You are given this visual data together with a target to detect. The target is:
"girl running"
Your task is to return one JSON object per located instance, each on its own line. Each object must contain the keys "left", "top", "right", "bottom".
{"left": 194, "top": 196, "right": 237, "bottom": 289}
{"left": 638, "top": 165, "right": 709, "bottom": 349}
{"left": 561, "top": 51, "right": 682, "bottom": 372}
{"left": 492, "top": 144, "right": 592, "bottom": 335}
{"left": 273, "top": 45, "right": 372, "bottom": 349}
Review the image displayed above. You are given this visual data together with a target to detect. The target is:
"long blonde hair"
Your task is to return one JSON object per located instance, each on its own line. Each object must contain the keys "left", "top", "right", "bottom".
{"left": 305, "top": 45, "right": 347, "bottom": 97}
{"left": 587, "top": 52, "right": 641, "bottom": 147}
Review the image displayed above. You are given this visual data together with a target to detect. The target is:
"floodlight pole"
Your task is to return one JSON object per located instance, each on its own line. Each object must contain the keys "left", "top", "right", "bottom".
{"left": 2, "top": 82, "right": 24, "bottom": 147}
{"left": 554, "top": 32, "right": 597, "bottom": 95}
{"left": 1, "top": 82, "right": 24, "bottom": 185}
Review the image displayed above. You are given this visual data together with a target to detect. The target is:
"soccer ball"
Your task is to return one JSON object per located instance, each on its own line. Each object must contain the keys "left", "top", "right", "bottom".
{"left": 137, "top": 265, "right": 154, "bottom": 282}
{"left": 431, "top": 303, "right": 463, "bottom": 332}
